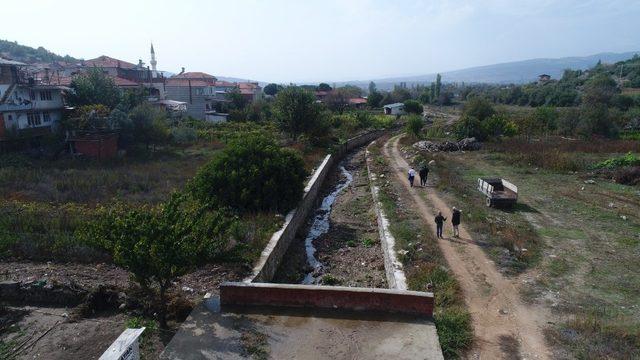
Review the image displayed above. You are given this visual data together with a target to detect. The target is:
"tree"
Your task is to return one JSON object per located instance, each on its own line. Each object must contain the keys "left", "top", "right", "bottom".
{"left": 225, "top": 88, "right": 248, "bottom": 110}
{"left": 325, "top": 88, "right": 351, "bottom": 113}
{"left": 68, "top": 68, "right": 121, "bottom": 109}
{"left": 463, "top": 97, "right": 495, "bottom": 121}
{"left": 129, "top": 103, "right": 170, "bottom": 149}
{"left": 435, "top": 74, "right": 442, "bottom": 99}
{"left": 367, "top": 91, "right": 383, "bottom": 108}
{"left": 391, "top": 87, "right": 411, "bottom": 103}
{"left": 454, "top": 115, "right": 484, "bottom": 140}
{"left": 82, "top": 193, "right": 236, "bottom": 328}
{"left": 190, "top": 134, "right": 307, "bottom": 213}
{"left": 317, "top": 83, "right": 332, "bottom": 92}
{"left": 405, "top": 115, "right": 424, "bottom": 138}
{"left": 273, "top": 86, "right": 324, "bottom": 139}
{"left": 263, "top": 83, "right": 281, "bottom": 96}
{"left": 532, "top": 106, "right": 558, "bottom": 134}
{"left": 403, "top": 99, "right": 423, "bottom": 114}
{"left": 368, "top": 81, "right": 377, "bottom": 95}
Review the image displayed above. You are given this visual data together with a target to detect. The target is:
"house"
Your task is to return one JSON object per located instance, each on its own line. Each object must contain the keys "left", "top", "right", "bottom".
{"left": 0, "top": 58, "right": 67, "bottom": 141}
{"left": 383, "top": 102, "right": 405, "bottom": 115}
{"left": 238, "top": 82, "right": 263, "bottom": 102}
{"left": 165, "top": 71, "right": 257, "bottom": 120}
{"left": 348, "top": 97, "right": 367, "bottom": 109}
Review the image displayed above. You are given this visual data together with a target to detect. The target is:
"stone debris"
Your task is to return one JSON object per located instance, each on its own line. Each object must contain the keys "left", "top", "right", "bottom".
{"left": 412, "top": 137, "right": 481, "bottom": 152}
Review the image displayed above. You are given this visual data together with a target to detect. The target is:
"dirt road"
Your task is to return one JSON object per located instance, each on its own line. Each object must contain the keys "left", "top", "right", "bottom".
{"left": 384, "top": 135, "right": 551, "bottom": 359}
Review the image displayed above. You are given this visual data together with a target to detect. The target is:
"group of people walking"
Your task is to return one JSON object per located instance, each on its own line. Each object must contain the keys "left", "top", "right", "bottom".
{"left": 434, "top": 208, "right": 462, "bottom": 238}
{"left": 407, "top": 164, "right": 430, "bottom": 187}
{"left": 407, "top": 164, "right": 462, "bottom": 239}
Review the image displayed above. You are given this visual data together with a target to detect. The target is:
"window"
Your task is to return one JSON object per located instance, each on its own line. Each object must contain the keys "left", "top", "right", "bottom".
{"left": 39, "top": 90, "right": 52, "bottom": 101}
{"left": 29, "top": 90, "right": 36, "bottom": 100}
{"left": 27, "top": 113, "right": 41, "bottom": 126}
{"left": 42, "top": 112, "right": 51, "bottom": 123}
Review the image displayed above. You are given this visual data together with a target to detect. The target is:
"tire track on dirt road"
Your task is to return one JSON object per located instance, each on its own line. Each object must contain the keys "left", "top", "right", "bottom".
{"left": 384, "top": 134, "right": 551, "bottom": 359}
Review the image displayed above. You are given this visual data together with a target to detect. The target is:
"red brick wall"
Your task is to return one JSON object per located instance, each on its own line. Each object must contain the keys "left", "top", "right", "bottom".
{"left": 74, "top": 134, "right": 118, "bottom": 159}
{"left": 220, "top": 282, "right": 434, "bottom": 317}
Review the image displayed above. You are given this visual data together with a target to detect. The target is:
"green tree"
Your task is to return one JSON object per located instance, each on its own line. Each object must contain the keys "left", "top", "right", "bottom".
{"left": 274, "top": 86, "right": 324, "bottom": 139}
{"left": 68, "top": 68, "right": 121, "bottom": 109}
{"left": 190, "top": 134, "right": 307, "bottom": 213}
{"left": 317, "top": 83, "right": 332, "bottom": 92}
{"left": 129, "top": 103, "right": 170, "bottom": 149}
{"left": 226, "top": 88, "right": 248, "bottom": 110}
{"left": 463, "top": 97, "right": 495, "bottom": 121}
{"left": 263, "top": 83, "right": 281, "bottom": 96}
{"left": 454, "top": 115, "right": 484, "bottom": 140}
{"left": 367, "top": 91, "right": 383, "bottom": 108}
{"left": 532, "top": 106, "right": 558, "bottom": 134}
{"left": 403, "top": 99, "right": 423, "bottom": 114}
{"left": 368, "top": 81, "right": 377, "bottom": 95}
{"left": 82, "top": 194, "right": 236, "bottom": 328}
{"left": 435, "top": 74, "right": 442, "bottom": 99}
{"left": 405, "top": 114, "right": 423, "bottom": 138}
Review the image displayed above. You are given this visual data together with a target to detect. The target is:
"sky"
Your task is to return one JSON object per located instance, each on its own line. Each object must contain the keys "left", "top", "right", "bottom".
{"left": 2, "top": 0, "right": 640, "bottom": 83}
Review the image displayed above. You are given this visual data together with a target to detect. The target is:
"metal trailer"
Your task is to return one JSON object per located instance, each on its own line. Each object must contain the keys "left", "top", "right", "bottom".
{"left": 477, "top": 178, "right": 518, "bottom": 207}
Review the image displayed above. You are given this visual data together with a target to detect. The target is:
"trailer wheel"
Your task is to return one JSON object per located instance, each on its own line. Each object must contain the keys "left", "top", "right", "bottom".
{"left": 485, "top": 197, "right": 492, "bottom": 207}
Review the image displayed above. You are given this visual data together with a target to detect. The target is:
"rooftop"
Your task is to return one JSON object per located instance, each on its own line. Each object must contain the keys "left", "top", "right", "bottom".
{"left": 83, "top": 55, "right": 136, "bottom": 69}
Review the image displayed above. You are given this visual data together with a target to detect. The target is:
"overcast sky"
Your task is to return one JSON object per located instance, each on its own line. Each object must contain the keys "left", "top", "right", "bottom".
{"left": 2, "top": 0, "right": 639, "bottom": 83}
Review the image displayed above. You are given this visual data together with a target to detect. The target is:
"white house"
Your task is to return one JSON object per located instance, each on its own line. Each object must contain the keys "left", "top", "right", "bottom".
{"left": 383, "top": 102, "right": 405, "bottom": 115}
{"left": 0, "top": 58, "right": 67, "bottom": 140}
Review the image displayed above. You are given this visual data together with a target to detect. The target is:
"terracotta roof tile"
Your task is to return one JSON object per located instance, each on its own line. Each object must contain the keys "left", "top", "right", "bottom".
{"left": 84, "top": 55, "right": 136, "bottom": 69}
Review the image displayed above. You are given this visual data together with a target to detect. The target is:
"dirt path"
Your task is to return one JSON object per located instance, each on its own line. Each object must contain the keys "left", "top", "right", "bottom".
{"left": 384, "top": 135, "right": 551, "bottom": 359}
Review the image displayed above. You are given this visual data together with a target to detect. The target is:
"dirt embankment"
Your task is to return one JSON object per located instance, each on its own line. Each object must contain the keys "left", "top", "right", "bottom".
{"left": 274, "top": 148, "right": 387, "bottom": 288}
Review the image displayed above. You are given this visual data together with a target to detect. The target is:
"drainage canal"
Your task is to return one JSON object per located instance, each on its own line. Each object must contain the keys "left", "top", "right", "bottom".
{"left": 273, "top": 148, "right": 388, "bottom": 288}
{"left": 302, "top": 166, "right": 353, "bottom": 284}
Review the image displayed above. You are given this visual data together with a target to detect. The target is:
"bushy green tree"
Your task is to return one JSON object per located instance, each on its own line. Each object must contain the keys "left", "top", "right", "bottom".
{"left": 454, "top": 115, "right": 484, "bottom": 140}
{"left": 317, "top": 83, "right": 332, "bottom": 92}
{"left": 81, "top": 193, "right": 236, "bottom": 328}
{"left": 274, "top": 86, "right": 324, "bottom": 139}
{"left": 190, "top": 134, "right": 307, "bottom": 213}
{"left": 403, "top": 99, "right": 423, "bottom": 114}
{"left": 129, "top": 103, "right": 170, "bottom": 149}
{"left": 405, "top": 114, "right": 423, "bottom": 138}
{"left": 463, "top": 97, "right": 495, "bottom": 121}
{"left": 367, "top": 91, "right": 383, "bottom": 108}
{"left": 68, "top": 68, "right": 121, "bottom": 109}
{"left": 263, "top": 83, "right": 281, "bottom": 96}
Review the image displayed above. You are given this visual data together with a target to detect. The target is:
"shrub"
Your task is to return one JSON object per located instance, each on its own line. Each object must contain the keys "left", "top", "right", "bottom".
{"left": 463, "top": 97, "right": 495, "bottom": 121}
{"left": 79, "top": 193, "right": 237, "bottom": 327}
{"left": 405, "top": 115, "right": 424, "bottom": 138}
{"left": 403, "top": 99, "right": 423, "bottom": 114}
{"left": 435, "top": 307, "right": 473, "bottom": 359}
{"left": 454, "top": 115, "right": 483, "bottom": 140}
{"left": 189, "top": 133, "right": 307, "bottom": 213}
{"left": 593, "top": 152, "right": 640, "bottom": 169}
{"left": 171, "top": 126, "right": 198, "bottom": 144}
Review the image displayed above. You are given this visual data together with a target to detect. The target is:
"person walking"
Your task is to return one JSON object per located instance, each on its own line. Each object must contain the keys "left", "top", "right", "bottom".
{"left": 408, "top": 167, "right": 416, "bottom": 187}
{"left": 419, "top": 164, "right": 429, "bottom": 187}
{"left": 434, "top": 211, "right": 447, "bottom": 238}
{"left": 452, "top": 207, "right": 462, "bottom": 237}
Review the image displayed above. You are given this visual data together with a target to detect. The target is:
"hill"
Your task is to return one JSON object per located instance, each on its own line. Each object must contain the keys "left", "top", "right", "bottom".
{"left": 0, "top": 39, "right": 80, "bottom": 64}
{"left": 338, "top": 51, "right": 640, "bottom": 90}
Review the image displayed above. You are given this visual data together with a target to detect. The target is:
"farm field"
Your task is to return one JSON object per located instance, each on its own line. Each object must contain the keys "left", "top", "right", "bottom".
{"left": 401, "top": 129, "right": 640, "bottom": 358}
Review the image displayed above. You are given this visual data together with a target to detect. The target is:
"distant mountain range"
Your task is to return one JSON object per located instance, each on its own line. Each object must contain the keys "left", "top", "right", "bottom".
{"left": 337, "top": 51, "right": 640, "bottom": 90}
{"left": 2, "top": 39, "right": 637, "bottom": 88}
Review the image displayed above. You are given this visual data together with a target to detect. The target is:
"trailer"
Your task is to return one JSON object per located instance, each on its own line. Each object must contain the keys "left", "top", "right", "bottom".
{"left": 477, "top": 178, "right": 518, "bottom": 207}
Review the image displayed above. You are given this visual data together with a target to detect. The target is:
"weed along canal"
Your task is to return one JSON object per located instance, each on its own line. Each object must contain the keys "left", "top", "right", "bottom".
{"left": 274, "top": 147, "right": 388, "bottom": 287}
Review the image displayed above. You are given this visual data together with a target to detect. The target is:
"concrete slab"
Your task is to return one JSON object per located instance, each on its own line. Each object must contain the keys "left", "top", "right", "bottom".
{"left": 161, "top": 297, "right": 444, "bottom": 360}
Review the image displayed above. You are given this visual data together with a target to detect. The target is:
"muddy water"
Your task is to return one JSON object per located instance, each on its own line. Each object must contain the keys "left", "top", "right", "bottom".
{"left": 302, "top": 166, "right": 353, "bottom": 284}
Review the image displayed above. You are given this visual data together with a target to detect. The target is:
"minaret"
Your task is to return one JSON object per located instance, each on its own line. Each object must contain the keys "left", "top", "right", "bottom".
{"left": 150, "top": 42, "right": 157, "bottom": 71}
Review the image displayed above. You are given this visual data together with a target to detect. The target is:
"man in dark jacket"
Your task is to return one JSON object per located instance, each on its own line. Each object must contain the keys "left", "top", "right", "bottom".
{"left": 419, "top": 164, "right": 429, "bottom": 187}
{"left": 451, "top": 207, "right": 462, "bottom": 237}
{"left": 434, "top": 211, "right": 447, "bottom": 238}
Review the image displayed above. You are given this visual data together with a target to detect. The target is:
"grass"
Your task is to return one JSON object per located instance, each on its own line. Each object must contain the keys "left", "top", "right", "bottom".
{"left": 413, "top": 127, "right": 640, "bottom": 358}
{"left": 367, "top": 140, "right": 472, "bottom": 359}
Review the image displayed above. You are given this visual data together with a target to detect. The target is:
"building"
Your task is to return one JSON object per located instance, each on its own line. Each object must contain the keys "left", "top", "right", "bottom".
{"left": 165, "top": 71, "right": 258, "bottom": 120}
{"left": 0, "top": 58, "right": 67, "bottom": 141}
{"left": 383, "top": 102, "right": 405, "bottom": 115}
{"left": 348, "top": 97, "right": 367, "bottom": 109}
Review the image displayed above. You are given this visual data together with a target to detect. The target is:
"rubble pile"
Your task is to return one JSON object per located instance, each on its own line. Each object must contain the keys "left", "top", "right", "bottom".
{"left": 412, "top": 137, "right": 481, "bottom": 152}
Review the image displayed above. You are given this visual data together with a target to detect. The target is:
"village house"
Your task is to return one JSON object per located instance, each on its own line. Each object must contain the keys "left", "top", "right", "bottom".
{"left": 383, "top": 102, "right": 405, "bottom": 115}
{"left": 0, "top": 58, "right": 67, "bottom": 141}
{"left": 165, "top": 70, "right": 262, "bottom": 120}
